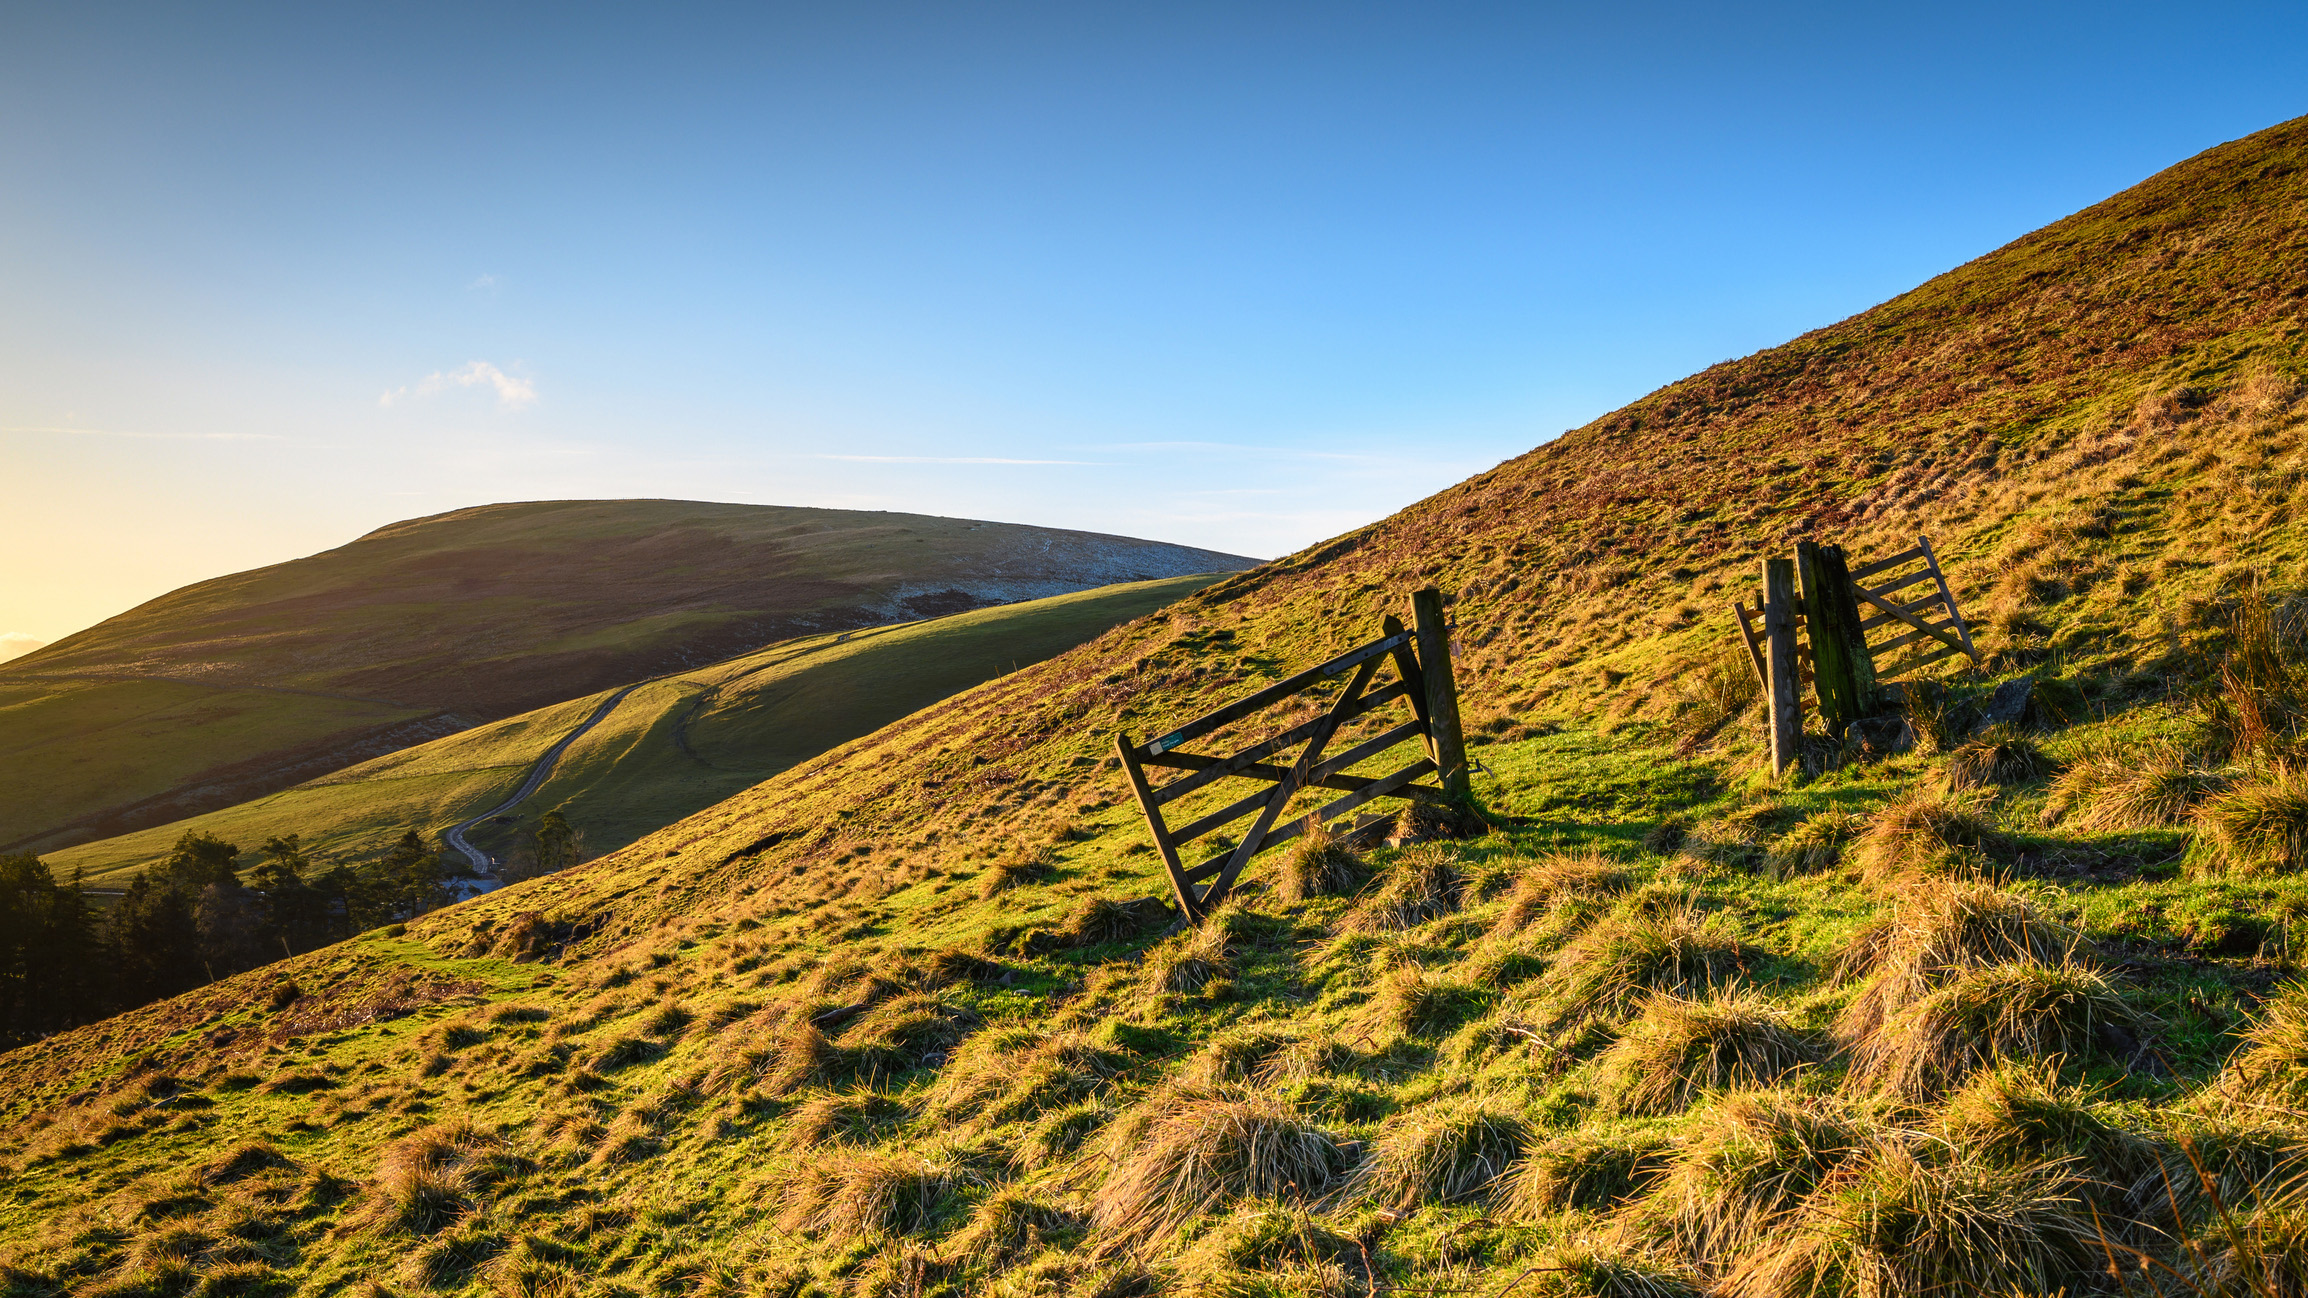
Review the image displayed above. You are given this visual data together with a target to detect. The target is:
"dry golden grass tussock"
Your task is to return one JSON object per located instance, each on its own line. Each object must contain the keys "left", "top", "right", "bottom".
{"left": 1089, "top": 1090, "right": 1348, "bottom": 1245}
{"left": 2184, "top": 1202, "right": 2308, "bottom": 1297}
{"left": 1367, "top": 965, "right": 1491, "bottom": 1038}
{"left": 932, "top": 1026, "right": 1124, "bottom": 1125}
{"left": 1631, "top": 1090, "right": 1870, "bottom": 1264}
{"left": 1597, "top": 988, "right": 1818, "bottom": 1117}
{"left": 1941, "top": 724, "right": 2051, "bottom": 790}
{"left": 1763, "top": 810, "right": 1866, "bottom": 877}
{"left": 839, "top": 992, "right": 978, "bottom": 1077}
{"left": 1184, "top": 1025, "right": 1302, "bottom": 1088}
{"left": 1833, "top": 877, "right": 2085, "bottom": 1043}
{"left": 2223, "top": 979, "right": 2308, "bottom": 1108}
{"left": 1336, "top": 849, "right": 1464, "bottom": 934}
{"left": 781, "top": 1090, "right": 909, "bottom": 1149}
{"left": 1060, "top": 894, "right": 1168, "bottom": 946}
{"left": 1140, "top": 923, "right": 1233, "bottom": 996}
{"left": 1933, "top": 1061, "right": 2156, "bottom": 1191}
{"left": 1503, "top": 1131, "right": 1676, "bottom": 1217}
{"left": 1491, "top": 848, "right": 1630, "bottom": 937}
{"left": 1349, "top": 1099, "right": 1529, "bottom": 1209}
{"left": 1516, "top": 1246, "right": 1701, "bottom": 1298}
{"left": 1171, "top": 1200, "right": 1360, "bottom": 1298}
{"left": 2045, "top": 734, "right": 2224, "bottom": 830}
{"left": 2127, "top": 1114, "right": 2308, "bottom": 1227}
{"left": 371, "top": 1120, "right": 510, "bottom": 1235}
{"left": 1718, "top": 1143, "right": 2100, "bottom": 1298}
{"left": 1851, "top": 786, "right": 1999, "bottom": 883}
{"left": 979, "top": 846, "right": 1058, "bottom": 899}
{"left": 775, "top": 1148, "right": 970, "bottom": 1238}
{"left": 2193, "top": 763, "right": 2308, "bottom": 876}
{"left": 1275, "top": 819, "right": 1368, "bottom": 903}
{"left": 1532, "top": 902, "right": 1753, "bottom": 1026}
{"left": 1846, "top": 959, "right": 2147, "bottom": 1100}
{"left": 950, "top": 1185, "right": 1080, "bottom": 1265}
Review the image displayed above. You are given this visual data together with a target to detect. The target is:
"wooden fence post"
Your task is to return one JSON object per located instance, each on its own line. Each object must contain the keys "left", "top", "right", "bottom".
{"left": 1763, "top": 557, "right": 1801, "bottom": 775}
{"left": 1796, "top": 541, "right": 1878, "bottom": 738}
{"left": 1411, "top": 588, "right": 1472, "bottom": 802}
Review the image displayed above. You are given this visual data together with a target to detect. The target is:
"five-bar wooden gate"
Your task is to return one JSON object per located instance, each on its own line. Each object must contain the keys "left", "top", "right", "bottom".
{"left": 1115, "top": 588, "right": 1470, "bottom": 922}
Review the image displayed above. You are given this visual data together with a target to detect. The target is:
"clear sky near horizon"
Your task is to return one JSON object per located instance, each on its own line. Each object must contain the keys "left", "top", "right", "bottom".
{"left": 3, "top": 3, "right": 2306, "bottom": 648}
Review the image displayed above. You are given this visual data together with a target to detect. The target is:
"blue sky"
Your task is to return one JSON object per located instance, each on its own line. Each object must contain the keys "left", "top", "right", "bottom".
{"left": 3, "top": 2, "right": 2305, "bottom": 646}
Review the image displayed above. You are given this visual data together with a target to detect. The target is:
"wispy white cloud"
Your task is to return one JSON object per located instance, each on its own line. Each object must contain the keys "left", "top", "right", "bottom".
{"left": 467, "top": 273, "right": 500, "bottom": 293}
{"left": 814, "top": 454, "right": 1096, "bottom": 465}
{"left": 0, "top": 425, "right": 285, "bottom": 441}
{"left": 380, "top": 360, "right": 537, "bottom": 411}
{"left": 0, "top": 632, "right": 47, "bottom": 663}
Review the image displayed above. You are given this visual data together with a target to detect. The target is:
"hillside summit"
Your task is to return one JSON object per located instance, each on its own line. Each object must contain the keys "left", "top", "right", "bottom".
{"left": 8, "top": 118, "right": 2308, "bottom": 1295}
{"left": 0, "top": 500, "right": 1255, "bottom": 856}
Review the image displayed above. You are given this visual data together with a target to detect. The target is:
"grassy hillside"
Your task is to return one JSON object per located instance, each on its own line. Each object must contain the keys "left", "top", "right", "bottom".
{"left": 8, "top": 117, "right": 2308, "bottom": 1296}
{"left": 48, "top": 575, "right": 1226, "bottom": 888}
{"left": 0, "top": 501, "right": 1253, "bottom": 856}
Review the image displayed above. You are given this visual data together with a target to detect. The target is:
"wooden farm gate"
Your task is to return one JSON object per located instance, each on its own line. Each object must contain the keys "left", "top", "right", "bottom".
{"left": 1114, "top": 588, "right": 1471, "bottom": 922}
{"left": 1731, "top": 535, "right": 1982, "bottom": 773}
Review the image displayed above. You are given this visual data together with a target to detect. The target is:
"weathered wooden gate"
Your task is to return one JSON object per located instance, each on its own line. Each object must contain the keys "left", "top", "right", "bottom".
{"left": 1732, "top": 534, "right": 1982, "bottom": 772}
{"left": 1114, "top": 588, "right": 1471, "bottom": 921}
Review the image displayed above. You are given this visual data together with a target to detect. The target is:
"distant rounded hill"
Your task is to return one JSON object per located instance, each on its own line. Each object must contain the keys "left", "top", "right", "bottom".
{"left": 0, "top": 499, "right": 1257, "bottom": 855}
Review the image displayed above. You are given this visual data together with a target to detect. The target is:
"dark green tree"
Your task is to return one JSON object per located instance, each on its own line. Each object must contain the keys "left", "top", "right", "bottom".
{"left": 107, "top": 871, "right": 203, "bottom": 1004}
{"left": 534, "top": 810, "right": 577, "bottom": 875}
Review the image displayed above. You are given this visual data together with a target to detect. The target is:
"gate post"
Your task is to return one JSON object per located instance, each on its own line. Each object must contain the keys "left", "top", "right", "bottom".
{"left": 1796, "top": 540, "right": 1877, "bottom": 737}
{"left": 1411, "top": 587, "right": 1472, "bottom": 802}
{"left": 1763, "top": 557, "right": 1802, "bottom": 775}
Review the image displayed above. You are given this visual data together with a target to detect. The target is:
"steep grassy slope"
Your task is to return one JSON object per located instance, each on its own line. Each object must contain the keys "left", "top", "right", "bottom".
{"left": 49, "top": 574, "right": 1225, "bottom": 887}
{"left": 0, "top": 501, "right": 1253, "bottom": 856}
{"left": 8, "top": 118, "right": 2308, "bottom": 1296}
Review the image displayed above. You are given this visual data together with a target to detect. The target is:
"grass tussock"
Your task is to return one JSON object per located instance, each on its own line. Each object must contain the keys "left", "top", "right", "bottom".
{"left": 1941, "top": 724, "right": 2051, "bottom": 790}
{"left": 1350, "top": 1099, "right": 1530, "bottom": 1208}
{"left": 371, "top": 1121, "right": 515, "bottom": 1236}
{"left": 980, "top": 847, "right": 1057, "bottom": 899}
{"left": 1491, "top": 848, "right": 1630, "bottom": 937}
{"left": 1597, "top": 989, "right": 1818, "bottom": 1116}
{"left": 1634, "top": 1091, "right": 1868, "bottom": 1263}
{"left": 933, "top": 1027, "right": 1126, "bottom": 1124}
{"left": 1504, "top": 1131, "right": 1676, "bottom": 1216}
{"left": 950, "top": 1186, "right": 1080, "bottom": 1264}
{"left": 1336, "top": 850, "right": 1464, "bottom": 934}
{"left": 1534, "top": 903, "right": 1753, "bottom": 1026}
{"left": 1720, "top": 1144, "right": 2100, "bottom": 1298}
{"left": 2223, "top": 979, "right": 2308, "bottom": 1107}
{"left": 1060, "top": 895, "right": 1167, "bottom": 947}
{"left": 2193, "top": 762, "right": 2308, "bottom": 875}
{"left": 1183, "top": 1026, "right": 1302, "bottom": 1088}
{"left": 1846, "top": 959, "right": 2147, "bottom": 1099}
{"left": 1141, "top": 924, "right": 1234, "bottom": 996}
{"left": 1518, "top": 1246, "right": 1700, "bottom": 1298}
{"left": 1089, "top": 1091, "right": 1349, "bottom": 1244}
{"left": 2185, "top": 1202, "right": 2308, "bottom": 1296}
{"left": 1933, "top": 1061, "right": 2155, "bottom": 1185}
{"left": 1275, "top": 820, "right": 1368, "bottom": 903}
{"left": 782, "top": 1090, "right": 910, "bottom": 1149}
{"left": 1764, "top": 811, "right": 1866, "bottom": 876}
{"left": 2129, "top": 1114, "right": 2308, "bottom": 1225}
{"left": 775, "top": 1149, "right": 968, "bottom": 1238}
{"left": 1369, "top": 965, "right": 1492, "bottom": 1038}
{"left": 1834, "top": 877, "right": 2085, "bottom": 1042}
{"left": 2045, "top": 735, "right": 2224, "bottom": 830}
{"left": 1851, "top": 787, "right": 1999, "bottom": 882}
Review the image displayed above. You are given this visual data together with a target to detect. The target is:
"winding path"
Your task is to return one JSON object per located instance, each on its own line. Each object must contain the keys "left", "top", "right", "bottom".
{"left": 443, "top": 684, "right": 643, "bottom": 874}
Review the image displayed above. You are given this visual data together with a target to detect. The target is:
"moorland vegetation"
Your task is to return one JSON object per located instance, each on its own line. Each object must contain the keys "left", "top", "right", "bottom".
{"left": 0, "top": 504, "right": 1251, "bottom": 859}
{"left": 7, "top": 117, "right": 2308, "bottom": 1297}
